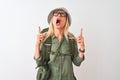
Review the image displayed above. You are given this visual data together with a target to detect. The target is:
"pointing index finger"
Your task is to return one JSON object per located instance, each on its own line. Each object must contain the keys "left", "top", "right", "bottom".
{"left": 80, "top": 28, "right": 83, "bottom": 37}
{"left": 38, "top": 26, "right": 41, "bottom": 34}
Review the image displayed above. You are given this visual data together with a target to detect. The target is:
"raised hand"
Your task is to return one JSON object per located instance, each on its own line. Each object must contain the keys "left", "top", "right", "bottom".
{"left": 36, "top": 26, "right": 45, "bottom": 46}
{"left": 76, "top": 28, "right": 85, "bottom": 50}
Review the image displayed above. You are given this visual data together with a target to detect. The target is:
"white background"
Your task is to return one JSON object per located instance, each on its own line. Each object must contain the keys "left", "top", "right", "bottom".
{"left": 0, "top": 0, "right": 120, "bottom": 80}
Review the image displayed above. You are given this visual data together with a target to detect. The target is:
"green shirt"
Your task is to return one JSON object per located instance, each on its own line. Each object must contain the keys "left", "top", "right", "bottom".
{"left": 35, "top": 34, "right": 84, "bottom": 80}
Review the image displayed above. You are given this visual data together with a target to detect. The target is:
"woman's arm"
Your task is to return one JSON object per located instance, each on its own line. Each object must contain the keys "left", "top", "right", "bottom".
{"left": 34, "top": 44, "right": 41, "bottom": 59}
{"left": 34, "top": 26, "right": 45, "bottom": 59}
{"left": 76, "top": 28, "right": 85, "bottom": 59}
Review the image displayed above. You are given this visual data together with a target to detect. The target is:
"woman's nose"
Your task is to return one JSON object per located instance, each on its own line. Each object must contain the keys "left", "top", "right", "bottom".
{"left": 57, "top": 13, "right": 61, "bottom": 16}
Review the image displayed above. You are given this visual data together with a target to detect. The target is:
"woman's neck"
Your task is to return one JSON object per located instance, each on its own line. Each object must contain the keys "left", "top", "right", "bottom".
{"left": 54, "top": 28, "right": 64, "bottom": 42}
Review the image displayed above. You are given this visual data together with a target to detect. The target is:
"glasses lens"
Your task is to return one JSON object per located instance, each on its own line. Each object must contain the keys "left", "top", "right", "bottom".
{"left": 60, "top": 12, "right": 67, "bottom": 17}
{"left": 53, "top": 12, "right": 58, "bottom": 16}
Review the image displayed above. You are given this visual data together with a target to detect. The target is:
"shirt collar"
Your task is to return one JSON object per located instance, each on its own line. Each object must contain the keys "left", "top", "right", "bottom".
{"left": 51, "top": 34, "right": 65, "bottom": 40}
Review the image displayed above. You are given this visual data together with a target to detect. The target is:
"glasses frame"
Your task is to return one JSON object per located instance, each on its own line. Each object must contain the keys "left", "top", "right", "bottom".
{"left": 53, "top": 11, "right": 67, "bottom": 17}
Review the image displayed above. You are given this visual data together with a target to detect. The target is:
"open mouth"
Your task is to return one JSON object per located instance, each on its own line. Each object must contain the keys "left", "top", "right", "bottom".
{"left": 56, "top": 19, "right": 61, "bottom": 25}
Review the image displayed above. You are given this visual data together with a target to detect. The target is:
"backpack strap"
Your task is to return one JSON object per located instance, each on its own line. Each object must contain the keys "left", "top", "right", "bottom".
{"left": 68, "top": 32, "right": 76, "bottom": 60}
{"left": 43, "top": 36, "right": 52, "bottom": 65}
{"left": 40, "top": 28, "right": 52, "bottom": 66}
{"left": 41, "top": 27, "right": 49, "bottom": 33}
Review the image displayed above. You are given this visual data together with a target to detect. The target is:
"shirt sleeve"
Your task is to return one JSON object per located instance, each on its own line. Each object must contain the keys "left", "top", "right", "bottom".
{"left": 34, "top": 43, "right": 44, "bottom": 68}
{"left": 72, "top": 41, "right": 85, "bottom": 66}
{"left": 34, "top": 56, "right": 42, "bottom": 68}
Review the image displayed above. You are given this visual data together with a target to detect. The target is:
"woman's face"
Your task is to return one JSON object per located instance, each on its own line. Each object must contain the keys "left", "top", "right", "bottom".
{"left": 52, "top": 10, "right": 67, "bottom": 29}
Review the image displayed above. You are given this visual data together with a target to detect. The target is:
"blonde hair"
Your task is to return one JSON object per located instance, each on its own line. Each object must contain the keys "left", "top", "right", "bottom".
{"left": 45, "top": 17, "right": 70, "bottom": 41}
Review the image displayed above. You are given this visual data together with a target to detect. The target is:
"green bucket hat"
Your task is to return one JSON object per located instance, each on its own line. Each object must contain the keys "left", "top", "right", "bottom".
{"left": 47, "top": 7, "right": 71, "bottom": 26}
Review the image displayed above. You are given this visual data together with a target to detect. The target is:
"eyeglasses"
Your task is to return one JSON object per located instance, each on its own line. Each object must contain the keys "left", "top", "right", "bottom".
{"left": 53, "top": 12, "right": 67, "bottom": 17}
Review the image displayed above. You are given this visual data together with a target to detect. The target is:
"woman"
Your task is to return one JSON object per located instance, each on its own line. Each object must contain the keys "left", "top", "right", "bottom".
{"left": 34, "top": 7, "right": 85, "bottom": 80}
